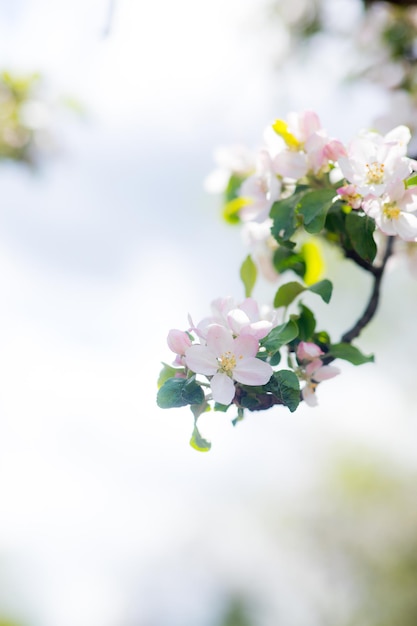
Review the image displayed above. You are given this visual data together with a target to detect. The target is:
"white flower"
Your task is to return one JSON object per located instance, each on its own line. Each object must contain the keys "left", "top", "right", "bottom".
{"left": 185, "top": 324, "right": 273, "bottom": 405}
{"left": 363, "top": 182, "right": 417, "bottom": 241}
{"left": 338, "top": 126, "right": 414, "bottom": 198}
{"left": 238, "top": 150, "right": 282, "bottom": 223}
{"left": 204, "top": 144, "right": 255, "bottom": 194}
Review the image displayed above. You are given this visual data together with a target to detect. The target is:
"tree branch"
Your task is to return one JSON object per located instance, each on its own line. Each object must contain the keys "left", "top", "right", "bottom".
{"left": 341, "top": 236, "right": 394, "bottom": 343}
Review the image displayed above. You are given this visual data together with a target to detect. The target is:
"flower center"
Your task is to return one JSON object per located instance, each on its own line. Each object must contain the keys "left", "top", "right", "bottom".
{"left": 218, "top": 351, "right": 236, "bottom": 375}
{"left": 365, "top": 162, "right": 385, "bottom": 185}
{"left": 383, "top": 202, "right": 401, "bottom": 220}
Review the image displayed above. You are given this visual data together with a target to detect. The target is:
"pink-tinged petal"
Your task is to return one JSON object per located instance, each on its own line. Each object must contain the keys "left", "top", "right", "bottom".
{"left": 185, "top": 344, "right": 217, "bottom": 376}
{"left": 210, "top": 373, "right": 235, "bottom": 405}
{"left": 233, "top": 357, "right": 273, "bottom": 386}
{"left": 300, "top": 110, "right": 321, "bottom": 137}
{"left": 302, "top": 384, "right": 318, "bottom": 407}
{"left": 233, "top": 334, "right": 259, "bottom": 359}
{"left": 206, "top": 324, "right": 233, "bottom": 356}
{"left": 167, "top": 329, "right": 192, "bottom": 355}
{"left": 312, "top": 365, "right": 340, "bottom": 382}
{"left": 210, "top": 296, "right": 235, "bottom": 319}
{"left": 240, "top": 320, "right": 273, "bottom": 341}
{"left": 297, "top": 341, "right": 323, "bottom": 361}
{"left": 399, "top": 188, "right": 417, "bottom": 212}
{"left": 273, "top": 151, "right": 308, "bottom": 180}
{"left": 238, "top": 297, "right": 259, "bottom": 320}
{"left": 323, "top": 139, "right": 346, "bottom": 161}
{"left": 227, "top": 308, "right": 250, "bottom": 335}
{"left": 306, "top": 358, "right": 324, "bottom": 377}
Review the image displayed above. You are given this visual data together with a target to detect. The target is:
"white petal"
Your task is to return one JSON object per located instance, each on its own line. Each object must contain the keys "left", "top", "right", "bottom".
{"left": 233, "top": 334, "right": 259, "bottom": 359}
{"left": 312, "top": 365, "right": 340, "bottom": 382}
{"left": 302, "top": 385, "right": 318, "bottom": 407}
{"left": 210, "top": 373, "right": 235, "bottom": 405}
{"left": 185, "top": 345, "right": 217, "bottom": 375}
{"left": 206, "top": 324, "right": 233, "bottom": 357}
{"left": 396, "top": 213, "right": 417, "bottom": 241}
{"left": 227, "top": 308, "right": 249, "bottom": 335}
{"left": 233, "top": 357, "right": 273, "bottom": 385}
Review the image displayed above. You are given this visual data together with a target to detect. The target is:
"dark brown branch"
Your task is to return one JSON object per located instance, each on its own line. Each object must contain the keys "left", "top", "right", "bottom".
{"left": 344, "top": 248, "right": 380, "bottom": 276}
{"left": 236, "top": 237, "right": 395, "bottom": 411}
{"left": 341, "top": 236, "right": 394, "bottom": 344}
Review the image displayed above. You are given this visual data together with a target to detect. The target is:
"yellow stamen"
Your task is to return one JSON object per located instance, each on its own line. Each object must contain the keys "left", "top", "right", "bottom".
{"left": 383, "top": 202, "right": 401, "bottom": 220}
{"left": 218, "top": 351, "right": 236, "bottom": 375}
{"left": 365, "top": 162, "right": 385, "bottom": 185}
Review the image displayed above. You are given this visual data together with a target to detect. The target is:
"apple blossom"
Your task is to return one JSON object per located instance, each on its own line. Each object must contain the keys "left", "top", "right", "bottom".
{"left": 191, "top": 296, "right": 275, "bottom": 341}
{"left": 338, "top": 127, "right": 414, "bottom": 198}
{"left": 204, "top": 144, "right": 255, "bottom": 194}
{"left": 238, "top": 150, "right": 282, "bottom": 223}
{"left": 296, "top": 342, "right": 340, "bottom": 407}
{"left": 158, "top": 110, "right": 417, "bottom": 450}
{"left": 363, "top": 182, "right": 417, "bottom": 241}
{"left": 272, "top": 110, "right": 346, "bottom": 178}
{"left": 185, "top": 324, "right": 273, "bottom": 405}
{"left": 296, "top": 341, "right": 324, "bottom": 361}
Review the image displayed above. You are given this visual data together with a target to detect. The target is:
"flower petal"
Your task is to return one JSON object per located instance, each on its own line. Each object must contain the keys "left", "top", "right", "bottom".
{"left": 227, "top": 308, "right": 250, "bottom": 335}
{"left": 302, "top": 384, "right": 318, "bottom": 407}
{"left": 185, "top": 344, "right": 217, "bottom": 375}
{"left": 396, "top": 213, "right": 417, "bottom": 241}
{"left": 312, "top": 365, "right": 340, "bottom": 382}
{"left": 206, "top": 324, "right": 233, "bottom": 357}
{"left": 167, "top": 329, "right": 191, "bottom": 355}
{"left": 210, "top": 373, "right": 235, "bottom": 405}
{"left": 233, "top": 357, "right": 273, "bottom": 385}
{"left": 233, "top": 334, "right": 259, "bottom": 359}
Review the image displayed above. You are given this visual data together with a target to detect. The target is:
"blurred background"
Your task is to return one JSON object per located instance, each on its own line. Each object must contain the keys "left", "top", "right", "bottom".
{"left": 0, "top": 0, "right": 416, "bottom": 625}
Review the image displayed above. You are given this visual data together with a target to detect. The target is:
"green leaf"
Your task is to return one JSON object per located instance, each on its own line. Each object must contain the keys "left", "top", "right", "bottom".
{"left": 261, "top": 319, "right": 299, "bottom": 352}
{"left": 406, "top": 173, "right": 417, "bottom": 188}
{"left": 157, "top": 363, "right": 181, "bottom": 388}
{"left": 214, "top": 402, "right": 230, "bottom": 412}
{"left": 327, "top": 342, "right": 374, "bottom": 365}
{"left": 274, "top": 281, "right": 306, "bottom": 308}
{"left": 273, "top": 247, "right": 306, "bottom": 278}
{"left": 270, "top": 192, "right": 304, "bottom": 243}
{"left": 295, "top": 304, "right": 316, "bottom": 341}
{"left": 157, "top": 377, "right": 204, "bottom": 409}
{"left": 240, "top": 254, "right": 257, "bottom": 297}
{"left": 238, "top": 390, "right": 264, "bottom": 410}
{"left": 297, "top": 189, "right": 336, "bottom": 234}
{"left": 274, "top": 279, "right": 333, "bottom": 308}
{"left": 270, "top": 351, "right": 281, "bottom": 366}
{"left": 345, "top": 212, "right": 377, "bottom": 263}
{"left": 308, "top": 279, "right": 333, "bottom": 303}
{"left": 224, "top": 173, "right": 246, "bottom": 203}
{"left": 314, "top": 330, "right": 331, "bottom": 346}
{"left": 266, "top": 370, "right": 300, "bottom": 412}
{"left": 232, "top": 407, "right": 245, "bottom": 426}
{"left": 190, "top": 400, "right": 211, "bottom": 420}
{"left": 190, "top": 424, "right": 211, "bottom": 452}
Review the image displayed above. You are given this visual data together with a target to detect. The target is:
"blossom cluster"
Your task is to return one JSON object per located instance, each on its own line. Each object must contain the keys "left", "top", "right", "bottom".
{"left": 166, "top": 297, "right": 275, "bottom": 406}
{"left": 158, "top": 110, "right": 414, "bottom": 451}
{"left": 208, "top": 110, "right": 417, "bottom": 283}
{"left": 158, "top": 291, "right": 354, "bottom": 450}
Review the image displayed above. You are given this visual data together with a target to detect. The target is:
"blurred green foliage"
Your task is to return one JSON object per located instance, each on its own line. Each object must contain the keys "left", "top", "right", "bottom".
{"left": 309, "top": 453, "right": 417, "bottom": 626}
{"left": 217, "top": 597, "right": 254, "bottom": 626}
{"left": 0, "top": 71, "right": 43, "bottom": 164}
